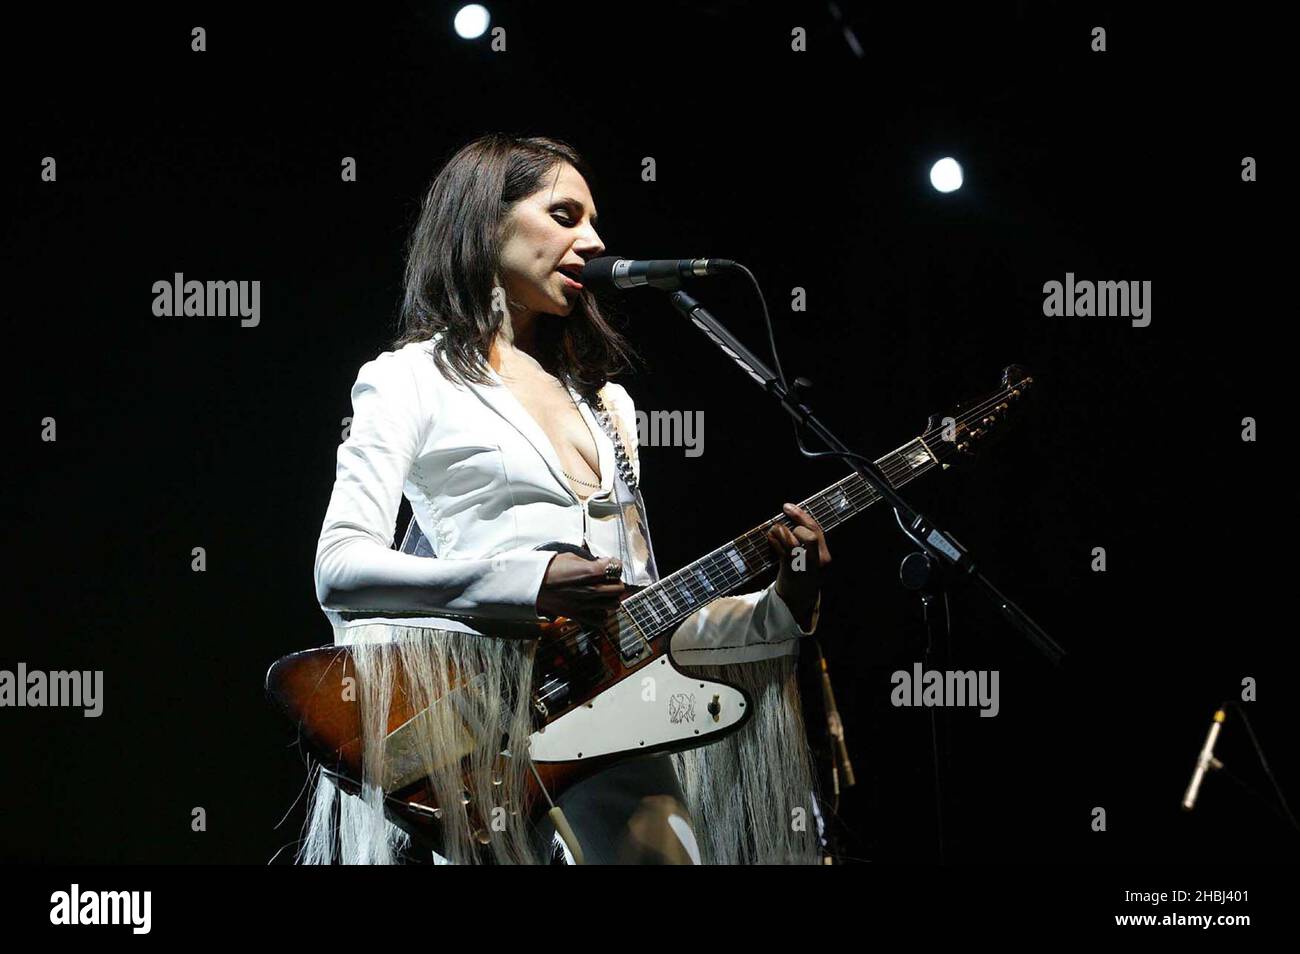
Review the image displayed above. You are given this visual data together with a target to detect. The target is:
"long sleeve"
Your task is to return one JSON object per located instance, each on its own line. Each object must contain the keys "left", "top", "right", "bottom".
{"left": 600, "top": 383, "right": 822, "bottom": 666}
{"left": 669, "top": 582, "right": 822, "bottom": 665}
{"left": 313, "top": 351, "right": 556, "bottom": 620}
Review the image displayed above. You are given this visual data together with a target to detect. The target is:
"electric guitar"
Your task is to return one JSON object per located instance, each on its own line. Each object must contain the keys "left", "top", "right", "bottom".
{"left": 266, "top": 366, "right": 1033, "bottom": 849}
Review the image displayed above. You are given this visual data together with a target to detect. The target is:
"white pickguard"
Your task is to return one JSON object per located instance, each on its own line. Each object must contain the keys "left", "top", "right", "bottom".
{"left": 528, "top": 655, "right": 749, "bottom": 762}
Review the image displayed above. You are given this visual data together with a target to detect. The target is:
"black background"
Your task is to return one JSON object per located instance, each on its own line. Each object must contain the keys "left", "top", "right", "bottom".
{"left": 5, "top": 2, "right": 1291, "bottom": 865}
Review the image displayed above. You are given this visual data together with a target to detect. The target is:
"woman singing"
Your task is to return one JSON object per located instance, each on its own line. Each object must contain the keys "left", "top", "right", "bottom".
{"left": 299, "top": 133, "right": 830, "bottom": 865}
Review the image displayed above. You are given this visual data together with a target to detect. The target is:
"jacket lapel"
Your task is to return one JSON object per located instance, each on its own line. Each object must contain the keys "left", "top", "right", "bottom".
{"left": 464, "top": 365, "right": 613, "bottom": 503}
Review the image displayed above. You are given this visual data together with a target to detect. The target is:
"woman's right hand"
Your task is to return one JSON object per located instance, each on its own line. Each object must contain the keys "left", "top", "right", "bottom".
{"left": 535, "top": 553, "right": 628, "bottom": 625}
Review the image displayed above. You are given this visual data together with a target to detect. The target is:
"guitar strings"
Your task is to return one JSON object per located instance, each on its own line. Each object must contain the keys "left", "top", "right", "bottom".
{"left": 614, "top": 383, "right": 1023, "bottom": 635}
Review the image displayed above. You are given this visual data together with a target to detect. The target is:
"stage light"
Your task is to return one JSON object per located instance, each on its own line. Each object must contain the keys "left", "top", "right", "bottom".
{"left": 929, "top": 157, "right": 963, "bottom": 193}
{"left": 454, "top": 4, "right": 491, "bottom": 39}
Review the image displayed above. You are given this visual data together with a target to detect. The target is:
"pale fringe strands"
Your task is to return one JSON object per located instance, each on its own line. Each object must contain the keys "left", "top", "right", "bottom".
{"left": 672, "top": 653, "right": 822, "bottom": 864}
{"left": 296, "top": 622, "right": 544, "bottom": 865}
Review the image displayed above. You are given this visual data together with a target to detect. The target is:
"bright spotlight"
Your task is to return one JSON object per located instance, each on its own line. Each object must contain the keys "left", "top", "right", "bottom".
{"left": 929, "top": 157, "right": 963, "bottom": 193}
{"left": 454, "top": 4, "right": 491, "bottom": 39}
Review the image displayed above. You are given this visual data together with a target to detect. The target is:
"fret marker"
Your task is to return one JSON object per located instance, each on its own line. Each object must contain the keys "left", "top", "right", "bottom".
{"left": 643, "top": 598, "right": 663, "bottom": 626}
{"left": 725, "top": 548, "right": 747, "bottom": 575}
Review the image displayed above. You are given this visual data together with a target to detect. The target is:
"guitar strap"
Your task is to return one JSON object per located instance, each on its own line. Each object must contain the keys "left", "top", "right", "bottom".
{"left": 594, "top": 383, "right": 661, "bottom": 585}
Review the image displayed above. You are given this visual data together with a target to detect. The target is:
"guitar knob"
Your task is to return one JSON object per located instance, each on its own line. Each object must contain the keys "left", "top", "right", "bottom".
{"left": 474, "top": 828, "right": 491, "bottom": 845}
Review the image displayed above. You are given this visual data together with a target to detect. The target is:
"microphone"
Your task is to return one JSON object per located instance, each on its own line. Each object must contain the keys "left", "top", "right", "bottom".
{"left": 580, "top": 257, "right": 735, "bottom": 292}
{"left": 1181, "top": 708, "right": 1226, "bottom": 811}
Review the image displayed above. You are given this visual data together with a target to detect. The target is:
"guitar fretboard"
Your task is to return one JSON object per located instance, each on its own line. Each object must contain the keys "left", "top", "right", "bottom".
{"left": 617, "top": 435, "right": 942, "bottom": 642}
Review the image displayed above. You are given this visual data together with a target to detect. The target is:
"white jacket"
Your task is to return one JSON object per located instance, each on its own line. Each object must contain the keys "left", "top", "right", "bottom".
{"left": 313, "top": 335, "right": 820, "bottom": 665}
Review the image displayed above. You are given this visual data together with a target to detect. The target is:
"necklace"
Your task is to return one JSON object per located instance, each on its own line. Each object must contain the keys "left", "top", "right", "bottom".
{"left": 560, "top": 386, "right": 603, "bottom": 492}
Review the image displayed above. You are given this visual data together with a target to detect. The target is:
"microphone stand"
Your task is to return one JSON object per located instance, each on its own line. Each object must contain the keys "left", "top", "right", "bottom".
{"left": 900, "top": 550, "right": 953, "bottom": 862}
{"left": 668, "top": 289, "right": 1066, "bottom": 667}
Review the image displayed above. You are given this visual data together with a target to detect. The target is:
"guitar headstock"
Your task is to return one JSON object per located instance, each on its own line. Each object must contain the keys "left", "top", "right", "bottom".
{"left": 922, "top": 365, "right": 1033, "bottom": 465}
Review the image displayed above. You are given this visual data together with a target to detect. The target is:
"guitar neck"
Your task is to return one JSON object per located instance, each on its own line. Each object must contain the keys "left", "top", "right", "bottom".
{"left": 620, "top": 435, "right": 941, "bottom": 637}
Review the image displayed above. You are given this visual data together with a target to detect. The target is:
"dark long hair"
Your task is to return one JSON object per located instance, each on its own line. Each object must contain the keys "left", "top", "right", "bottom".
{"left": 394, "top": 134, "right": 636, "bottom": 400}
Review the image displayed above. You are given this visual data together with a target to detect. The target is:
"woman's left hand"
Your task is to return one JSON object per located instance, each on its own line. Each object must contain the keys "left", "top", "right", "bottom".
{"left": 766, "top": 502, "right": 830, "bottom": 630}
